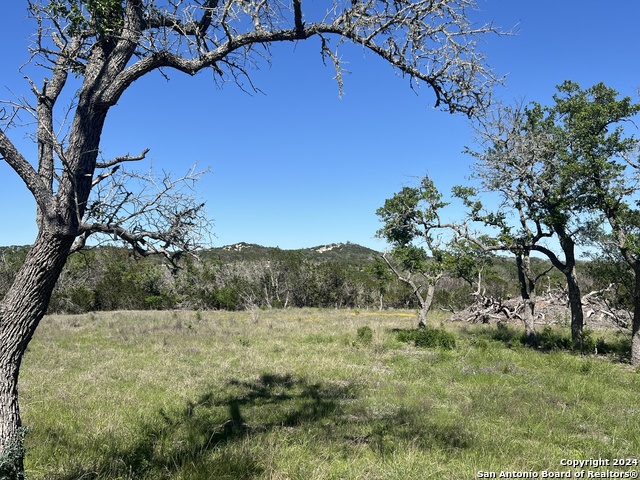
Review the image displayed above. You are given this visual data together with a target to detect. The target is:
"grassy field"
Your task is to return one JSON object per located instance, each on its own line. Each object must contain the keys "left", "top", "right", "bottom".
{"left": 19, "top": 308, "right": 640, "bottom": 479}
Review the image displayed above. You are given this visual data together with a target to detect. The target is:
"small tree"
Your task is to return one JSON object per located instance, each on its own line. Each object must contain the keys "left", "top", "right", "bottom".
{"left": 366, "top": 257, "right": 394, "bottom": 311}
{"left": 0, "top": 1, "right": 501, "bottom": 473}
{"left": 376, "top": 176, "right": 472, "bottom": 326}
{"left": 381, "top": 246, "right": 444, "bottom": 326}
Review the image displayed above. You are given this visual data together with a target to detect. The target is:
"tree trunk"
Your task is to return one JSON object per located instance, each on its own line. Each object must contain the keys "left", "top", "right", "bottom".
{"left": 417, "top": 283, "right": 436, "bottom": 328}
{"left": 0, "top": 231, "right": 74, "bottom": 476}
{"left": 565, "top": 266, "right": 584, "bottom": 350}
{"left": 631, "top": 312, "right": 640, "bottom": 367}
{"left": 515, "top": 253, "right": 537, "bottom": 346}
{"left": 521, "top": 298, "right": 537, "bottom": 346}
{"left": 0, "top": 361, "right": 22, "bottom": 479}
{"left": 417, "top": 304, "right": 428, "bottom": 328}
{"left": 631, "top": 268, "right": 640, "bottom": 367}
{"left": 553, "top": 231, "right": 584, "bottom": 348}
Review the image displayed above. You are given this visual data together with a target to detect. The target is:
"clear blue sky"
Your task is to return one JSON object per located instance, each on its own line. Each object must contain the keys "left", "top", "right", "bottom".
{"left": 0, "top": 1, "right": 638, "bottom": 250}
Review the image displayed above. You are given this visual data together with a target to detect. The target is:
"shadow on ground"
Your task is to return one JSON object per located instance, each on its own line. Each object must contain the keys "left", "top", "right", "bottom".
{"left": 48, "top": 373, "right": 356, "bottom": 480}
{"left": 460, "top": 322, "right": 631, "bottom": 360}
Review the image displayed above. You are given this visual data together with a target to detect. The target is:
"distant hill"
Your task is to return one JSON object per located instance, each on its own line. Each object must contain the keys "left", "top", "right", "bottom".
{"left": 0, "top": 242, "right": 382, "bottom": 265}
{"left": 202, "top": 242, "right": 381, "bottom": 264}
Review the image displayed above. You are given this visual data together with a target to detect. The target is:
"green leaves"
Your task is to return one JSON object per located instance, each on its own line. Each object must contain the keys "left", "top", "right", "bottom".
{"left": 392, "top": 244, "right": 430, "bottom": 274}
{"left": 375, "top": 186, "right": 422, "bottom": 245}
{"left": 549, "top": 81, "right": 640, "bottom": 212}
{"left": 44, "top": 0, "right": 124, "bottom": 38}
{"left": 375, "top": 176, "right": 449, "bottom": 247}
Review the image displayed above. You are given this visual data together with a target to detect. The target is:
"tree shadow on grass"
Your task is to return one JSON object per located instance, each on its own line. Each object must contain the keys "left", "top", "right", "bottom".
{"left": 461, "top": 323, "right": 631, "bottom": 361}
{"left": 49, "top": 373, "right": 357, "bottom": 480}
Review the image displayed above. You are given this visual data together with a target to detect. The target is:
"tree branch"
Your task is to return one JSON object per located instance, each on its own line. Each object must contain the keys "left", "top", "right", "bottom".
{"left": 95, "top": 148, "right": 150, "bottom": 168}
{"left": 73, "top": 165, "right": 211, "bottom": 262}
{"left": 98, "top": 0, "right": 500, "bottom": 115}
{"left": 0, "top": 128, "right": 55, "bottom": 220}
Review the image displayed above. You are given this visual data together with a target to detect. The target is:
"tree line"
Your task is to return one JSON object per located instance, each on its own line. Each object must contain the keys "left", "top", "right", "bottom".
{"left": 0, "top": 243, "right": 536, "bottom": 314}
{"left": 0, "top": 240, "right": 611, "bottom": 323}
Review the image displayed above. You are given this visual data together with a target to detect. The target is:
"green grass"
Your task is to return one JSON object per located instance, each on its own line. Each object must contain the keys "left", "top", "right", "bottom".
{"left": 19, "top": 309, "right": 640, "bottom": 479}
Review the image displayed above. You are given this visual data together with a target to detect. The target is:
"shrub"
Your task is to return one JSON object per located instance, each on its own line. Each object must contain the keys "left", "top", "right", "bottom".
{"left": 594, "top": 334, "right": 631, "bottom": 358}
{"left": 536, "top": 326, "right": 572, "bottom": 351}
{"left": 492, "top": 322, "right": 520, "bottom": 344}
{"left": 144, "top": 294, "right": 177, "bottom": 310}
{"left": 580, "top": 328, "right": 596, "bottom": 354}
{"left": 397, "top": 327, "right": 456, "bottom": 350}
{"left": 357, "top": 326, "right": 373, "bottom": 346}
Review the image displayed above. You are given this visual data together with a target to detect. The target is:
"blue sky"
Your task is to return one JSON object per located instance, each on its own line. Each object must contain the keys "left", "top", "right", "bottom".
{"left": 0, "top": 1, "right": 639, "bottom": 250}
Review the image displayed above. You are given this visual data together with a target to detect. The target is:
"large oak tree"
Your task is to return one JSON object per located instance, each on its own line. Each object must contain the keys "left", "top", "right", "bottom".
{"left": 555, "top": 83, "right": 640, "bottom": 363}
{"left": 0, "top": 0, "right": 500, "bottom": 474}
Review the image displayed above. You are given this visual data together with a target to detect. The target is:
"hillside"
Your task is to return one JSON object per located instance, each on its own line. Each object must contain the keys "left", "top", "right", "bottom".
{"left": 1, "top": 241, "right": 617, "bottom": 321}
{"left": 0, "top": 242, "right": 382, "bottom": 265}
{"left": 202, "top": 242, "right": 381, "bottom": 264}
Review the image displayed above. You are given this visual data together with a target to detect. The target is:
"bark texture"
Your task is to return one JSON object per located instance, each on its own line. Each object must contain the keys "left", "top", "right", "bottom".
{"left": 515, "top": 253, "right": 538, "bottom": 345}
{"left": 566, "top": 267, "right": 584, "bottom": 349}
{"left": 417, "top": 283, "right": 437, "bottom": 328}
{"left": 535, "top": 232, "right": 584, "bottom": 349}
{"left": 0, "top": 232, "right": 74, "bottom": 476}
{"left": 0, "top": 363, "right": 23, "bottom": 478}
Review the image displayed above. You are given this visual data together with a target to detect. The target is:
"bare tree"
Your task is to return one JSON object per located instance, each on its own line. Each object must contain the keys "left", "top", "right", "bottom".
{"left": 0, "top": 0, "right": 500, "bottom": 474}
{"left": 75, "top": 162, "right": 211, "bottom": 264}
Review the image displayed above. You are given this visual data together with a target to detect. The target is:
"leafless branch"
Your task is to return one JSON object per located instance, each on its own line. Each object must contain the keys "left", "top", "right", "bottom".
{"left": 0, "top": 128, "right": 56, "bottom": 220}
{"left": 96, "top": 148, "right": 150, "bottom": 169}
{"left": 88, "top": 0, "right": 503, "bottom": 115}
{"left": 73, "top": 164, "right": 212, "bottom": 265}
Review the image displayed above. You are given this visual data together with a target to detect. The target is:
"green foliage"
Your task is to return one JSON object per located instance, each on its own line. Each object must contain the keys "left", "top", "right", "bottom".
{"left": 0, "top": 242, "right": 589, "bottom": 316}
{"left": 396, "top": 326, "right": 456, "bottom": 349}
{"left": 594, "top": 333, "right": 632, "bottom": 358}
{"left": 50, "top": 285, "right": 95, "bottom": 314}
{"left": 356, "top": 326, "right": 373, "bottom": 346}
{"left": 0, "top": 428, "right": 26, "bottom": 480}
{"left": 548, "top": 81, "right": 640, "bottom": 212}
{"left": 44, "top": 0, "right": 124, "bottom": 39}
{"left": 375, "top": 175, "right": 488, "bottom": 323}
{"left": 212, "top": 282, "right": 245, "bottom": 311}
{"left": 392, "top": 244, "right": 430, "bottom": 274}
{"left": 375, "top": 176, "right": 449, "bottom": 247}
{"left": 458, "top": 80, "right": 640, "bottom": 350}
{"left": 476, "top": 323, "right": 631, "bottom": 359}
{"left": 536, "top": 326, "right": 574, "bottom": 351}
{"left": 365, "top": 257, "right": 394, "bottom": 290}
{"left": 0, "top": 246, "right": 29, "bottom": 300}
{"left": 144, "top": 294, "right": 176, "bottom": 310}
{"left": 433, "top": 281, "right": 472, "bottom": 311}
